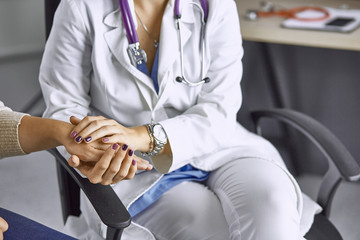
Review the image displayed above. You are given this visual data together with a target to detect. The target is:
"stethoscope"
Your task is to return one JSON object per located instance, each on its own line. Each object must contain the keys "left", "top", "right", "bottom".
{"left": 245, "top": 2, "right": 330, "bottom": 21}
{"left": 119, "top": 0, "right": 210, "bottom": 87}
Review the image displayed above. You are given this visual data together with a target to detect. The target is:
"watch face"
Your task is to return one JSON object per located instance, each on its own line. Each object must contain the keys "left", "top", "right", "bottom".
{"left": 153, "top": 124, "right": 167, "bottom": 142}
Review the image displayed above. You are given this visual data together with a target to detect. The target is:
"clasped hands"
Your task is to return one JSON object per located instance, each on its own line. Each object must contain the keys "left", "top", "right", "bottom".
{"left": 64, "top": 116, "right": 153, "bottom": 185}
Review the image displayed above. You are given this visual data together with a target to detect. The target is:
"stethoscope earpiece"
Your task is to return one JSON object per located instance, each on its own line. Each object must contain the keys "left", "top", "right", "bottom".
{"left": 176, "top": 76, "right": 211, "bottom": 87}
{"left": 176, "top": 76, "right": 184, "bottom": 83}
{"left": 203, "top": 77, "right": 210, "bottom": 83}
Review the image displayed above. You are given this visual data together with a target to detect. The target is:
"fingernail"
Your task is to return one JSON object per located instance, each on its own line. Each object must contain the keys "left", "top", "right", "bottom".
{"left": 70, "top": 156, "right": 75, "bottom": 164}
{"left": 71, "top": 131, "right": 77, "bottom": 138}
{"left": 75, "top": 136, "right": 82, "bottom": 142}
{"left": 85, "top": 136, "right": 92, "bottom": 142}
{"left": 122, "top": 144, "right": 128, "bottom": 151}
{"left": 103, "top": 138, "right": 109, "bottom": 142}
{"left": 132, "top": 159, "right": 136, "bottom": 166}
{"left": 112, "top": 143, "right": 119, "bottom": 150}
{"left": 129, "top": 149, "right": 134, "bottom": 156}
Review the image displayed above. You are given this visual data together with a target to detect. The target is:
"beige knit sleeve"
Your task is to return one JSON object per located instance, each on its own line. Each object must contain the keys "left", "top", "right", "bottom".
{"left": 0, "top": 108, "right": 28, "bottom": 159}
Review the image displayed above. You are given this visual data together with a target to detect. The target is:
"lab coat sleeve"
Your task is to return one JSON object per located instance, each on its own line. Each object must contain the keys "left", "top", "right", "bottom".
{"left": 39, "top": 0, "right": 92, "bottom": 122}
{"left": 154, "top": 0, "right": 244, "bottom": 173}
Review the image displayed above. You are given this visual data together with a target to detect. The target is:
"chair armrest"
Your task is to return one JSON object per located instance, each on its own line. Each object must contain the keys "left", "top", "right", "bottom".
{"left": 251, "top": 108, "right": 360, "bottom": 216}
{"left": 251, "top": 108, "right": 360, "bottom": 181}
{"left": 48, "top": 148, "right": 131, "bottom": 229}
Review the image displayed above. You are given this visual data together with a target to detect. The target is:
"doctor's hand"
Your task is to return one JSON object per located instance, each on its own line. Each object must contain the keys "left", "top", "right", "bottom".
{"left": 69, "top": 116, "right": 150, "bottom": 152}
{"left": 0, "top": 216, "right": 8, "bottom": 240}
{"left": 68, "top": 143, "right": 153, "bottom": 185}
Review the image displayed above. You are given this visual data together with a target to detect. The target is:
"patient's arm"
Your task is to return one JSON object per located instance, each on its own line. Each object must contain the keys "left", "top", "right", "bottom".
{"left": 18, "top": 115, "right": 106, "bottom": 162}
{"left": 18, "top": 115, "right": 152, "bottom": 184}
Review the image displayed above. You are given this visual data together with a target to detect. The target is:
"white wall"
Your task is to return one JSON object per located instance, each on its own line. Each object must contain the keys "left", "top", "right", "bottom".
{"left": 0, "top": 0, "right": 45, "bottom": 113}
{"left": 0, "top": 0, "right": 64, "bottom": 232}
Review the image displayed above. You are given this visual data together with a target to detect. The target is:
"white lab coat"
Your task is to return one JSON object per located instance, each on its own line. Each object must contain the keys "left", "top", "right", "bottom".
{"left": 39, "top": 0, "right": 318, "bottom": 239}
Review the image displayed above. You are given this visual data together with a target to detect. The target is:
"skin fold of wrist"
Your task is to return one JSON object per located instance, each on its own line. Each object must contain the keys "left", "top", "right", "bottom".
{"left": 130, "top": 125, "right": 151, "bottom": 152}
{"left": 54, "top": 120, "right": 74, "bottom": 147}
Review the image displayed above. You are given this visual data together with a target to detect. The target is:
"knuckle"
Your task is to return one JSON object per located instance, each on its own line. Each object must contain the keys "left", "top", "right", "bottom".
{"left": 101, "top": 180, "right": 111, "bottom": 186}
{"left": 108, "top": 166, "right": 119, "bottom": 174}
{"left": 93, "top": 120, "right": 102, "bottom": 127}
{"left": 102, "top": 125, "right": 111, "bottom": 131}
{"left": 97, "top": 164, "right": 108, "bottom": 171}
{"left": 125, "top": 174, "right": 134, "bottom": 180}
{"left": 89, "top": 177, "right": 100, "bottom": 184}
{"left": 117, "top": 171, "right": 127, "bottom": 179}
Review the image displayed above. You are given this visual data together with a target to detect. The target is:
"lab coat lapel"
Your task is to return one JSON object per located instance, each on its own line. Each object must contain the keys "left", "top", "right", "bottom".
{"left": 104, "top": 5, "right": 156, "bottom": 110}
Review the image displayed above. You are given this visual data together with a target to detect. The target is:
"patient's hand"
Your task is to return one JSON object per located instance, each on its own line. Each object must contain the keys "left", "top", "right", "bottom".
{"left": 63, "top": 137, "right": 108, "bottom": 163}
{"left": 55, "top": 119, "right": 110, "bottom": 163}
{"left": 68, "top": 143, "right": 153, "bottom": 185}
{"left": 0, "top": 216, "right": 8, "bottom": 240}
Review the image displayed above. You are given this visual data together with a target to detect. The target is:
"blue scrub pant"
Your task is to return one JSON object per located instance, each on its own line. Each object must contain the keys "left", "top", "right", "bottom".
{"left": 0, "top": 208, "right": 75, "bottom": 240}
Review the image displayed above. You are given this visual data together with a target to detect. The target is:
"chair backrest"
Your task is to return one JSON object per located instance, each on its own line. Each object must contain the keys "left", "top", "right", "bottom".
{"left": 55, "top": 156, "right": 81, "bottom": 223}
{"left": 237, "top": 95, "right": 256, "bottom": 132}
{"left": 45, "top": 0, "right": 61, "bottom": 38}
{"left": 45, "top": 0, "right": 81, "bottom": 223}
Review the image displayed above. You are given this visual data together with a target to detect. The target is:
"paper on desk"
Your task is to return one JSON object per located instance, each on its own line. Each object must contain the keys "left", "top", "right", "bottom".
{"left": 282, "top": 7, "right": 360, "bottom": 33}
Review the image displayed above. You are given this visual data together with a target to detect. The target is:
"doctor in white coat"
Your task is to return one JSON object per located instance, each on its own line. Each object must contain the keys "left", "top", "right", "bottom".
{"left": 39, "top": 0, "right": 320, "bottom": 239}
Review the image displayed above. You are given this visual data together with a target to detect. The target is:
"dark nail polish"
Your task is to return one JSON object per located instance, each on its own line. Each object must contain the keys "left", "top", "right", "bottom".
{"left": 129, "top": 149, "right": 134, "bottom": 156}
{"left": 85, "top": 137, "right": 92, "bottom": 142}
{"left": 113, "top": 143, "right": 119, "bottom": 150}
{"left": 71, "top": 131, "right": 77, "bottom": 138}
{"left": 75, "top": 136, "right": 82, "bottom": 142}
{"left": 122, "top": 144, "right": 128, "bottom": 151}
{"left": 132, "top": 159, "right": 136, "bottom": 166}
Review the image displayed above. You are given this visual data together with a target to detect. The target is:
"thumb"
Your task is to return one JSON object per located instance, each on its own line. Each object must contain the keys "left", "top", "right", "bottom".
{"left": 68, "top": 155, "right": 80, "bottom": 167}
{"left": 70, "top": 116, "right": 81, "bottom": 125}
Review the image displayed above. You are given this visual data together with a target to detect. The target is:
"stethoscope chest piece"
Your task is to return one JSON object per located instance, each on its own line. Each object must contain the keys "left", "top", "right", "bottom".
{"left": 127, "top": 42, "right": 147, "bottom": 67}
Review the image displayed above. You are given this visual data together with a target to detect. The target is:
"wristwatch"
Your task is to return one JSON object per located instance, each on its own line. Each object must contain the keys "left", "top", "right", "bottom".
{"left": 142, "top": 123, "right": 167, "bottom": 157}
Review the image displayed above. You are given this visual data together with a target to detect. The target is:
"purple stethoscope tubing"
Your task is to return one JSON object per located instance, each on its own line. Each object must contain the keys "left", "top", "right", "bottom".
{"left": 119, "top": 0, "right": 138, "bottom": 44}
{"left": 120, "top": 0, "right": 210, "bottom": 86}
{"left": 120, "top": 0, "right": 208, "bottom": 44}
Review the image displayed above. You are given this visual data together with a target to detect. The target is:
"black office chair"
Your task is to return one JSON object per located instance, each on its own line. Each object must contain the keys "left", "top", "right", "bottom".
{"left": 44, "top": 1, "right": 130, "bottom": 239}
{"left": 45, "top": 1, "right": 360, "bottom": 240}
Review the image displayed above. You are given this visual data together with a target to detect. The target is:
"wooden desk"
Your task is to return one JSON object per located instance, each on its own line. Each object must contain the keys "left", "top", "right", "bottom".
{"left": 236, "top": 0, "right": 360, "bottom": 51}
